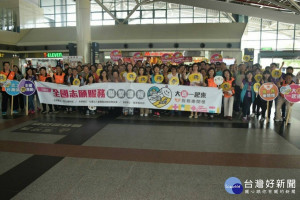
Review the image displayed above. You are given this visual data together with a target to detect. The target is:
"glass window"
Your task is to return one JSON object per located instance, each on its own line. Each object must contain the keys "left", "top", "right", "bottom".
{"left": 67, "top": 5, "right": 76, "bottom": 13}
{"left": 130, "top": 11, "right": 140, "bottom": 18}
{"left": 55, "top": 6, "right": 67, "bottom": 14}
{"left": 167, "top": 9, "right": 179, "bottom": 18}
{"left": 243, "top": 32, "right": 261, "bottom": 40}
{"left": 261, "top": 31, "right": 277, "bottom": 40}
{"left": 154, "top": 18, "right": 166, "bottom": 24}
{"left": 128, "top": 19, "right": 141, "bottom": 24}
{"left": 91, "top": 12, "right": 102, "bottom": 20}
{"left": 142, "top": 10, "right": 153, "bottom": 18}
{"left": 261, "top": 40, "right": 276, "bottom": 50}
{"left": 194, "top": 18, "right": 206, "bottom": 23}
{"left": 207, "top": 18, "right": 219, "bottom": 23}
{"left": 103, "top": 20, "right": 115, "bottom": 25}
{"left": 180, "top": 18, "right": 193, "bottom": 23}
{"left": 154, "top": 2, "right": 166, "bottom": 9}
{"left": 262, "top": 19, "right": 277, "bottom": 31}
{"left": 295, "top": 30, "right": 300, "bottom": 38}
{"left": 278, "top": 30, "right": 294, "bottom": 39}
{"left": 66, "top": 0, "right": 75, "bottom": 4}
{"left": 55, "top": 0, "right": 64, "bottom": 5}
{"left": 116, "top": 11, "right": 127, "bottom": 19}
{"left": 194, "top": 8, "right": 206, "bottom": 17}
{"left": 242, "top": 40, "right": 260, "bottom": 50}
{"left": 207, "top": 10, "right": 219, "bottom": 17}
{"left": 41, "top": 0, "right": 54, "bottom": 6}
{"left": 220, "top": 18, "right": 231, "bottom": 23}
{"left": 67, "top": 22, "right": 76, "bottom": 26}
{"left": 278, "top": 22, "right": 294, "bottom": 30}
{"left": 180, "top": 9, "right": 193, "bottom": 18}
{"left": 167, "top": 18, "right": 179, "bottom": 24}
{"left": 155, "top": 10, "right": 166, "bottom": 18}
{"left": 91, "top": 21, "right": 102, "bottom": 26}
{"left": 91, "top": 3, "right": 102, "bottom": 12}
{"left": 43, "top": 7, "right": 54, "bottom": 15}
{"left": 277, "top": 40, "right": 294, "bottom": 50}
{"left": 67, "top": 14, "right": 76, "bottom": 21}
{"left": 104, "top": 13, "right": 113, "bottom": 20}
{"left": 141, "top": 19, "right": 153, "bottom": 24}
{"left": 295, "top": 39, "right": 300, "bottom": 49}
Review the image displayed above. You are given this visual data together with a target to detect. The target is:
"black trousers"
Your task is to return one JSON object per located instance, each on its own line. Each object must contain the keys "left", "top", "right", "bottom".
{"left": 242, "top": 96, "right": 252, "bottom": 117}
{"left": 258, "top": 96, "right": 273, "bottom": 119}
{"left": 1, "top": 91, "right": 18, "bottom": 112}
{"left": 233, "top": 86, "right": 242, "bottom": 112}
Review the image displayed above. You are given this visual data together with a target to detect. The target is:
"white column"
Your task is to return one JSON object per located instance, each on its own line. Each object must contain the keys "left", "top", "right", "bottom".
{"left": 76, "top": 0, "right": 91, "bottom": 63}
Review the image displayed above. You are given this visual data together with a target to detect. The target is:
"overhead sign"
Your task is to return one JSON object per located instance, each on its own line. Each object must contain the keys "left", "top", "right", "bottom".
{"left": 44, "top": 52, "right": 63, "bottom": 58}
{"left": 110, "top": 50, "right": 122, "bottom": 61}
{"left": 210, "top": 54, "right": 223, "bottom": 63}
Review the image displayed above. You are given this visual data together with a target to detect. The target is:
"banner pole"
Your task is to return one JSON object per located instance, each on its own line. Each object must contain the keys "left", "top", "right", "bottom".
{"left": 26, "top": 96, "right": 28, "bottom": 115}
{"left": 266, "top": 101, "right": 269, "bottom": 123}
{"left": 11, "top": 96, "right": 14, "bottom": 115}
{"left": 285, "top": 105, "right": 292, "bottom": 126}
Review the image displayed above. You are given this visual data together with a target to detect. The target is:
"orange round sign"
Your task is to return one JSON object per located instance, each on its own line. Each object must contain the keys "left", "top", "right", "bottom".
{"left": 259, "top": 82, "right": 279, "bottom": 101}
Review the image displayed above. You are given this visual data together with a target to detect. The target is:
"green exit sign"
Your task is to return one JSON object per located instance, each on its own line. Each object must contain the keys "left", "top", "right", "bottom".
{"left": 261, "top": 47, "right": 272, "bottom": 51}
{"left": 44, "top": 52, "right": 63, "bottom": 58}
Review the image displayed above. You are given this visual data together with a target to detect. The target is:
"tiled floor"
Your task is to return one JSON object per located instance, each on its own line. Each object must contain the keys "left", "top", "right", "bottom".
{"left": 0, "top": 104, "right": 300, "bottom": 199}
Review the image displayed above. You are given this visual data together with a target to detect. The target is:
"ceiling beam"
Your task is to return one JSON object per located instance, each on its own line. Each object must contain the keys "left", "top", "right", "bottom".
{"left": 94, "top": 0, "right": 120, "bottom": 24}
{"left": 161, "top": 0, "right": 300, "bottom": 24}
{"left": 287, "top": 0, "right": 300, "bottom": 12}
{"left": 266, "top": 0, "right": 300, "bottom": 13}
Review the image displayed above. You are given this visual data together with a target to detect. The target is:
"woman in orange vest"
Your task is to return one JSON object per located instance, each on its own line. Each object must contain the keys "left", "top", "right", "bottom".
{"left": 204, "top": 67, "right": 217, "bottom": 119}
{"left": 1, "top": 62, "right": 16, "bottom": 115}
{"left": 51, "top": 65, "right": 65, "bottom": 113}
{"left": 222, "top": 69, "right": 235, "bottom": 120}
{"left": 38, "top": 67, "right": 53, "bottom": 114}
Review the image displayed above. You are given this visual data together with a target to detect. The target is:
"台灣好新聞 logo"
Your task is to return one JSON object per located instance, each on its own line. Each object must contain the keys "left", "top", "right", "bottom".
{"left": 225, "top": 177, "right": 243, "bottom": 194}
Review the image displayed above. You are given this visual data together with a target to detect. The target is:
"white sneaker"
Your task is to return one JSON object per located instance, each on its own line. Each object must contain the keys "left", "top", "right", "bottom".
{"left": 250, "top": 113, "right": 255, "bottom": 118}
{"left": 189, "top": 115, "right": 193, "bottom": 119}
{"left": 140, "top": 114, "right": 144, "bottom": 117}
{"left": 194, "top": 114, "right": 198, "bottom": 119}
{"left": 144, "top": 114, "right": 148, "bottom": 117}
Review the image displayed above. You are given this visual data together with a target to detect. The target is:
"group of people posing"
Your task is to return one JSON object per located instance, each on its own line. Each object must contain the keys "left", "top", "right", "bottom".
{"left": 1, "top": 60, "right": 299, "bottom": 122}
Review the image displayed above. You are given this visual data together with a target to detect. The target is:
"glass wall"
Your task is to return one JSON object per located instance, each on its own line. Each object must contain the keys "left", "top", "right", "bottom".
{"left": 0, "top": 7, "right": 17, "bottom": 31}
{"left": 39, "top": 0, "right": 231, "bottom": 27}
{"left": 241, "top": 17, "right": 300, "bottom": 63}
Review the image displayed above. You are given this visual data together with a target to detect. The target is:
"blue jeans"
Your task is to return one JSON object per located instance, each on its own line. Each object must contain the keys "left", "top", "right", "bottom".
{"left": 24, "top": 95, "right": 34, "bottom": 111}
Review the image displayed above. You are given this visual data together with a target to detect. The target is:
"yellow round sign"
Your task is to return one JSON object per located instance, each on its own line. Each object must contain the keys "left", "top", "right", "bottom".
{"left": 169, "top": 77, "right": 179, "bottom": 85}
{"left": 271, "top": 70, "right": 282, "bottom": 79}
{"left": 96, "top": 69, "right": 102, "bottom": 77}
{"left": 221, "top": 82, "right": 231, "bottom": 92}
{"left": 254, "top": 74, "right": 263, "bottom": 83}
{"left": 120, "top": 71, "right": 125, "bottom": 78}
{"left": 189, "top": 74, "right": 201, "bottom": 83}
{"left": 126, "top": 72, "right": 137, "bottom": 81}
{"left": 154, "top": 75, "right": 164, "bottom": 83}
{"left": 243, "top": 55, "right": 251, "bottom": 62}
{"left": 138, "top": 76, "right": 148, "bottom": 83}
{"left": 20, "top": 87, "right": 26, "bottom": 93}
{"left": 73, "top": 78, "right": 80, "bottom": 86}
{"left": 253, "top": 83, "right": 261, "bottom": 93}
{"left": 0, "top": 74, "right": 7, "bottom": 83}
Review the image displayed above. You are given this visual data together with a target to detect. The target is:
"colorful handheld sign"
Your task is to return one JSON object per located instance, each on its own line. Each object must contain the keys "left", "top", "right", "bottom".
{"left": 127, "top": 72, "right": 137, "bottom": 82}
{"left": 5, "top": 80, "right": 20, "bottom": 96}
{"left": 110, "top": 50, "right": 122, "bottom": 61}
{"left": 259, "top": 82, "right": 279, "bottom": 101}
{"left": 169, "top": 77, "right": 179, "bottom": 85}
{"left": 154, "top": 75, "right": 164, "bottom": 83}
{"left": 214, "top": 76, "right": 224, "bottom": 86}
{"left": 18, "top": 80, "right": 36, "bottom": 96}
